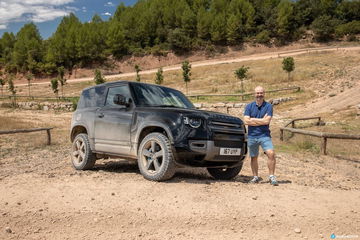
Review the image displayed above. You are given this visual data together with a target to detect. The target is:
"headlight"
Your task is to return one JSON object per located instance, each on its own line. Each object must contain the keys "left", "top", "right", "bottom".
{"left": 183, "top": 117, "right": 202, "bottom": 128}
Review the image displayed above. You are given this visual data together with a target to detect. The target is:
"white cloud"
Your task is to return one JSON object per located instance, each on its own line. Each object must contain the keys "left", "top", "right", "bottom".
{"left": 102, "top": 12, "right": 112, "bottom": 16}
{"left": 104, "top": 2, "right": 115, "bottom": 7}
{"left": 0, "top": 0, "right": 75, "bottom": 30}
{"left": 82, "top": 6, "right": 87, "bottom": 12}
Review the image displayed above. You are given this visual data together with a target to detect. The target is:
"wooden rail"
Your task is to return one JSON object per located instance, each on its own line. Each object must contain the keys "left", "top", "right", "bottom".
{"left": 280, "top": 118, "right": 360, "bottom": 155}
{"left": 187, "top": 86, "right": 300, "bottom": 99}
{"left": 284, "top": 116, "right": 322, "bottom": 128}
{"left": 0, "top": 127, "right": 54, "bottom": 145}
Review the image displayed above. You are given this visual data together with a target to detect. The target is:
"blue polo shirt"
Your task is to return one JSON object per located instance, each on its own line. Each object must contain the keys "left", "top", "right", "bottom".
{"left": 244, "top": 101, "right": 273, "bottom": 138}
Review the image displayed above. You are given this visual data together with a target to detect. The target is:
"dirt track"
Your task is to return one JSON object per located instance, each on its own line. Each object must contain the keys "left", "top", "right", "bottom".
{"left": 0, "top": 110, "right": 359, "bottom": 240}
{"left": 15, "top": 45, "right": 360, "bottom": 87}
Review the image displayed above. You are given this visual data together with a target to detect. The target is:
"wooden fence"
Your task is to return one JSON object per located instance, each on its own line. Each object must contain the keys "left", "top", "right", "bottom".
{"left": 187, "top": 86, "right": 301, "bottom": 100}
{"left": 280, "top": 117, "right": 360, "bottom": 155}
{"left": 0, "top": 127, "right": 54, "bottom": 145}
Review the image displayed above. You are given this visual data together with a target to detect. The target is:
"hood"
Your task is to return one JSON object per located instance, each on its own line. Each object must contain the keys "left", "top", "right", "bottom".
{"left": 136, "top": 107, "right": 243, "bottom": 124}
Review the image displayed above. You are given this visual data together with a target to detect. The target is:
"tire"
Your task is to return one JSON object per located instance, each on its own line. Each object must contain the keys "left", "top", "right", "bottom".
{"left": 71, "top": 133, "right": 96, "bottom": 170}
{"left": 207, "top": 164, "right": 243, "bottom": 180}
{"left": 137, "top": 133, "right": 176, "bottom": 181}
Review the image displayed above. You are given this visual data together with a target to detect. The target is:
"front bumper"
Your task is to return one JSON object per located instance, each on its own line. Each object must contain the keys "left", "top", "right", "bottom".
{"left": 173, "top": 140, "right": 247, "bottom": 168}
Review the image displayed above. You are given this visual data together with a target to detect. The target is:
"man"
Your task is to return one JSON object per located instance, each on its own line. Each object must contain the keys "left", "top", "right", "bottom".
{"left": 244, "top": 86, "right": 278, "bottom": 186}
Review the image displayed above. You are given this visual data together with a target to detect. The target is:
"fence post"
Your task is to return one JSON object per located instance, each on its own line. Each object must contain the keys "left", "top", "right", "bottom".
{"left": 321, "top": 137, "right": 327, "bottom": 155}
{"left": 46, "top": 129, "right": 51, "bottom": 145}
{"left": 280, "top": 129, "right": 284, "bottom": 141}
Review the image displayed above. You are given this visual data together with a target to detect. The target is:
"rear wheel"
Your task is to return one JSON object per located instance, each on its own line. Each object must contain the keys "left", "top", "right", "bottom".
{"left": 138, "top": 133, "right": 176, "bottom": 181}
{"left": 207, "top": 164, "right": 243, "bottom": 180}
{"left": 71, "top": 133, "right": 96, "bottom": 170}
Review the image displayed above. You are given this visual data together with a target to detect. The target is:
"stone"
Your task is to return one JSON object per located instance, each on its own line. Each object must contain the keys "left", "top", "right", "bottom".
{"left": 193, "top": 103, "right": 202, "bottom": 109}
{"left": 5, "top": 227, "right": 12, "bottom": 233}
{"left": 252, "top": 196, "right": 257, "bottom": 200}
{"left": 213, "top": 102, "right": 226, "bottom": 108}
{"left": 43, "top": 106, "right": 49, "bottom": 111}
{"left": 294, "top": 228, "right": 301, "bottom": 234}
{"left": 234, "top": 103, "right": 245, "bottom": 108}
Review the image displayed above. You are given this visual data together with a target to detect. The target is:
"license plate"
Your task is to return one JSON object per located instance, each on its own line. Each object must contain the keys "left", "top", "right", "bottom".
{"left": 220, "top": 148, "right": 241, "bottom": 156}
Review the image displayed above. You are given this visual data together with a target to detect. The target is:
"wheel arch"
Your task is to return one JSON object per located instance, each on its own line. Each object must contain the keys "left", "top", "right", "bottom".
{"left": 136, "top": 125, "right": 173, "bottom": 151}
{"left": 70, "top": 125, "right": 89, "bottom": 142}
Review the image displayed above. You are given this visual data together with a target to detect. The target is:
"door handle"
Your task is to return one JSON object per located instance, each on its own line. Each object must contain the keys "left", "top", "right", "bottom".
{"left": 97, "top": 113, "right": 104, "bottom": 118}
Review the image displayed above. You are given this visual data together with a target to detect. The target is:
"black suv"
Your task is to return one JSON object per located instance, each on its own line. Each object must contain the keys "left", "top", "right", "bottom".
{"left": 70, "top": 81, "right": 247, "bottom": 181}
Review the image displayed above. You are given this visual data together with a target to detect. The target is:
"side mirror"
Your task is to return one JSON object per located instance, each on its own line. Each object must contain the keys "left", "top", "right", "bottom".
{"left": 113, "top": 94, "right": 130, "bottom": 107}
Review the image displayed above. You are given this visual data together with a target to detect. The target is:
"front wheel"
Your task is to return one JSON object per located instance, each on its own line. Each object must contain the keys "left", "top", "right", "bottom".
{"left": 71, "top": 133, "right": 96, "bottom": 170}
{"left": 137, "top": 133, "right": 176, "bottom": 181}
{"left": 207, "top": 164, "right": 243, "bottom": 180}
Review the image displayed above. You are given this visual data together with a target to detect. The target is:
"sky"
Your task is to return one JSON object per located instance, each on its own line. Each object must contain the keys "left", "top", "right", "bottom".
{"left": 0, "top": 0, "right": 137, "bottom": 39}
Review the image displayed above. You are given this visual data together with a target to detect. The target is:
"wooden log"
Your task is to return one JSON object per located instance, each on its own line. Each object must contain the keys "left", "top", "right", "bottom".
{"left": 0, "top": 128, "right": 53, "bottom": 135}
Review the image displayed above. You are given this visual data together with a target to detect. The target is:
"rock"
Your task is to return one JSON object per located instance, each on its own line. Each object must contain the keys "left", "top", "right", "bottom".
{"left": 214, "top": 102, "right": 226, "bottom": 108}
{"left": 252, "top": 196, "right": 258, "bottom": 200}
{"left": 94, "top": 218, "right": 99, "bottom": 223}
{"left": 294, "top": 228, "right": 301, "bottom": 234}
{"left": 43, "top": 106, "right": 49, "bottom": 111}
{"left": 225, "top": 103, "right": 234, "bottom": 108}
{"left": 331, "top": 210, "right": 336, "bottom": 214}
{"left": 328, "top": 93, "right": 336, "bottom": 97}
{"left": 111, "top": 192, "right": 115, "bottom": 196}
{"left": 234, "top": 103, "right": 245, "bottom": 108}
{"left": 5, "top": 227, "right": 12, "bottom": 233}
{"left": 193, "top": 103, "right": 202, "bottom": 109}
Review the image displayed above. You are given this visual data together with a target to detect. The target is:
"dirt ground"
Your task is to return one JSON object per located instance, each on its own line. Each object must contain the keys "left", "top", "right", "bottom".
{"left": 0, "top": 108, "right": 359, "bottom": 240}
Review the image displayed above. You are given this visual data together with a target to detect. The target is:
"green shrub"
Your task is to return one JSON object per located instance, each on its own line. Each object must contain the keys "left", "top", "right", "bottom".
{"left": 255, "top": 30, "right": 271, "bottom": 44}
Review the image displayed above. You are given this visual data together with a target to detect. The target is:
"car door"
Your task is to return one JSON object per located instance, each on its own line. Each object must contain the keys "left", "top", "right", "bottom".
{"left": 94, "top": 84, "right": 133, "bottom": 155}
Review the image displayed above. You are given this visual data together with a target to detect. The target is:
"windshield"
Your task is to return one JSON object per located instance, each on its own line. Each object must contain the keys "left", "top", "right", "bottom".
{"left": 130, "top": 83, "right": 195, "bottom": 109}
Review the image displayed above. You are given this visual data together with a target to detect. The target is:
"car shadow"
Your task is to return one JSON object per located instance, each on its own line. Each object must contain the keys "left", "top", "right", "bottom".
{"left": 92, "top": 160, "right": 140, "bottom": 174}
{"left": 91, "top": 160, "right": 292, "bottom": 185}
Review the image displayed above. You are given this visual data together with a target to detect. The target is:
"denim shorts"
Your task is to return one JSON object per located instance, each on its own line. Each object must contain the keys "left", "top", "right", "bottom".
{"left": 248, "top": 136, "right": 274, "bottom": 157}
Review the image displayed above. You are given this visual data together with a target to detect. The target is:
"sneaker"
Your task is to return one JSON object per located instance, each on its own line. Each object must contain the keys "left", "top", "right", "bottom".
{"left": 249, "top": 176, "right": 260, "bottom": 184}
{"left": 269, "top": 175, "right": 279, "bottom": 186}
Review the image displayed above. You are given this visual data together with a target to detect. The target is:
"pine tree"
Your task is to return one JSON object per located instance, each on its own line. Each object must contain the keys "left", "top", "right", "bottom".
{"left": 57, "top": 66, "right": 66, "bottom": 97}
{"left": 0, "top": 71, "right": 5, "bottom": 96}
{"left": 155, "top": 68, "right": 164, "bottom": 85}
{"left": 25, "top": 73, "right": 33, "bottom": 97}
{"left": 50, "top": 78, "right": 59, "bottom": 98}
{"left": 7, "top": 74, "right": 16, "bottom": 106}
{"left": 282, "top": 57, "right": 295, "bottom": 81}
{"left": 94, "top": 69, "right": 106, "bottom": 85}
{"left": 234, "top": 66, "right": 249, "bottom": 93}
{"left": 226, "top": 14, "right": 241, "bottom": 45}
{"left": 182, "top": 60, "right": 191, "bottom": 95}
{"left": 135, "top": 65, "right": 141, "bottom": 82}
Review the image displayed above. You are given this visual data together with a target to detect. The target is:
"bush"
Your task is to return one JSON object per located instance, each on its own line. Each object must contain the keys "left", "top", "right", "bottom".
{"left": 311, "top": 15, "right": 341, "bottom": 41}
{"left": 335, "top": 20, "right": 360, "bottom": 37}
{"left": 255, "top": 30, "right": 271, "bottom": 44}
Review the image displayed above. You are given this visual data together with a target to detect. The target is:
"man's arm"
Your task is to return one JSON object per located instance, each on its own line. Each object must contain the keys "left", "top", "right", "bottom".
{"left": 244, "top": 114, "right": 271, "bottom": 126}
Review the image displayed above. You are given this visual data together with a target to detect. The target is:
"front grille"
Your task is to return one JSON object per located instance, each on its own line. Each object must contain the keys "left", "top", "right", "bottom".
{"left": 209, "top": 120, "right": 245, "bottom": 135}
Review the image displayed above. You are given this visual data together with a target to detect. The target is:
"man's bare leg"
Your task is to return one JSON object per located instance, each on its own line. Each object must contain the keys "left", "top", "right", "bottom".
{"left": 265, "top": 150, "right": 276, "bottom": 175}
{"left": 250, "top": 156, "right": 259, "bottom": 177}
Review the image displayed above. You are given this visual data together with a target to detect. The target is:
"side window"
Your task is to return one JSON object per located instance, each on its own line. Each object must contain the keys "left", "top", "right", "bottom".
{"left": 105, "top": 85, "right": 131, "bottom": 107}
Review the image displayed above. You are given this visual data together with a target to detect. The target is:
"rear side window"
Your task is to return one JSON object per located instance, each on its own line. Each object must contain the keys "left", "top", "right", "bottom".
{"left": 78, "top": 86, "right": 106, "bottom": 109}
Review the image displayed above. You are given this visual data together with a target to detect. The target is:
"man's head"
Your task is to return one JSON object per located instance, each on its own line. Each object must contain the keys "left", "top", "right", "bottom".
{"left": 254, "top": 86, "right": 265, "bottom": 103}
